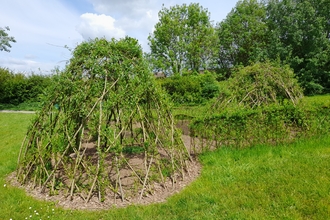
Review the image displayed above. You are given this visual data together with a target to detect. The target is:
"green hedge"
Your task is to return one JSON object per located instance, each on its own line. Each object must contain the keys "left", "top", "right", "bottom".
{"left": 0, "top": 67, "right": 52, "bottom": 106}
{"left": 190, "top": 101, "right": 330, "bottom": 152}
{"left": 158, "top": 72, "right": 219, "bottom": 105}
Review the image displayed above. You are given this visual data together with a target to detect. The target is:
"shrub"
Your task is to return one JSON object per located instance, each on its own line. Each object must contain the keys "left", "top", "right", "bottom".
{"left": 190, "top": 99, "right": 330, "bottom": 152}
{"left": 159, "top": 71, "right": 219, "bottom": 105}
{"left": 0, "top": 67, "right": 51, "bottom": 105}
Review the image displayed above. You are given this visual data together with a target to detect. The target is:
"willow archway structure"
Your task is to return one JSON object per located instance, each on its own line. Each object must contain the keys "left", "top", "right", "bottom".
{"left": 17, "top": 37, "right": 191, "bottom": 204}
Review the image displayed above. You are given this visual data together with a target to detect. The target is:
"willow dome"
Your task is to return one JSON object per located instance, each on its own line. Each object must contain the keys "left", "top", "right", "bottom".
{"left": 17, "top": 37, "right": 191, "bottom": 204}
{"left": 212, "top": 61, "right": 304, "bottom": 110}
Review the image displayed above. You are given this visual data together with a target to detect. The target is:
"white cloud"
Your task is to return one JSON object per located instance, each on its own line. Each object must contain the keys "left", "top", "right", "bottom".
{"left": 89, "top": 0, "right": 155, "bottom": 18}
{"left": 0, "top": 57, "right": 58, "bottom": 74}
{"left": 0, "top": 0, "right": 83, "bottom": 73}
{"left": 116, "top": 9, "right": 158, "bottom": 31}
{"left": 86, "top": 0, "right": 159, "bottom": 50}
{"left": 76, "top": 13, "right": 126, "bottom": 40}
{"left": 0, "top": 0, "right": 239, "bottom": 73}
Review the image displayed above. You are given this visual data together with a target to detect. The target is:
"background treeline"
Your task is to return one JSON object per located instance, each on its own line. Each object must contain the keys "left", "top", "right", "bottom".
{"left": 0, "top": 67, "right": 51, "bottom": 109}
{"left": 1, "top": 0, "right": 329, "bottom": 108}
{"left": 149, "top": 0, "right": 330, "bottom": 101}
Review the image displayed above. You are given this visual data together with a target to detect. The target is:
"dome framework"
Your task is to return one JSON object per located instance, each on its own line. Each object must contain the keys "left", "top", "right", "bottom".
{"left": 17, "top": 37, "right": 191, "bottom": 203}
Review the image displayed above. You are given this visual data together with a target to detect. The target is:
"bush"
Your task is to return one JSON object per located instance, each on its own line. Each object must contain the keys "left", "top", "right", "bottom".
{"left": 0, "top": 67, "right": 51, "bottom": 105}
{"left": 158, "top": 71, "right": 219, "bottom": 105}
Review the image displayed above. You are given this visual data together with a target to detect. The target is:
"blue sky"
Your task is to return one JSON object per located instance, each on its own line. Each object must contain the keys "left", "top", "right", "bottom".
{"left": 0, "top": 0, "right": 239, "bottom": 74}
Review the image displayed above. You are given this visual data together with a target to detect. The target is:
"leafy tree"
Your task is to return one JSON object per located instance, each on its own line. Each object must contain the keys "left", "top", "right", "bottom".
{"left": 265, "top": 0, "right": 330, "bottom": 94}
{"left": 148, "top": 3, "right": 216, "bottom": 75}
{"left": 0, "top": 26, "right": 16, "bottom": 52}
{"left": 215, "top": 0, "right": 269, "bottom": 79}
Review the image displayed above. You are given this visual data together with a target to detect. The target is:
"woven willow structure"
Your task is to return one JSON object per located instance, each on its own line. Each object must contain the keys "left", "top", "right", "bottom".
{"left": 212, "top": 62, "right": 304, "bottom": 110}
{"left": 17, "top": 37, "right": 190, "bottom": 203}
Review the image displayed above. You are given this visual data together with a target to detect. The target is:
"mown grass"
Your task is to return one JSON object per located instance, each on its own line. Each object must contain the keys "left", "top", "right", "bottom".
{"left": 302, "top": 94, "right": 330, "bottom": 108}
{"left": 1, "top": 113, "right": 330, "bottom": 219}
{"left": 0, "top": 102, "right": 41, "bottom": 111}
{"left": 173, "top": 104, "right": 208, "bottom": 119}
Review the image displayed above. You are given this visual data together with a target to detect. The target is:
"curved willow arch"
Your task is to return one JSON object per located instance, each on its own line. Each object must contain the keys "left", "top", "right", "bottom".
{"left": 17, "top": 37, "right": 190, "bottom": 203}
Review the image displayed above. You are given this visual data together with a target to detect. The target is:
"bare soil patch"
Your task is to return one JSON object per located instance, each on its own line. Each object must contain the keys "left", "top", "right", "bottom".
{"left": 7, "top": 132, "right": 202, "bottom": 210}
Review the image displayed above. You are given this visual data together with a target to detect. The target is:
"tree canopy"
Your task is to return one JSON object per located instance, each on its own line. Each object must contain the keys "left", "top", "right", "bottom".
{"left": 265, "top": 0, "right": 330, "bottom": 94}
{"left": 148, "top": 3, "right": 216, "bottom": 76}
{"left": 212, "top": 0, "right": 330, "bottom": 94}
{"left": 215, "top": 0, "right": 269, "bottom": 78}
{"left": 0, "top": 26, "right": 16, "bottom": 52}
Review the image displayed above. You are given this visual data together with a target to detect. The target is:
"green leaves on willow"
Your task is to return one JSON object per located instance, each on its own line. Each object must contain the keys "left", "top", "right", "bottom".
{"left": 17, "top": 37, "right": 191, "bottom": 203}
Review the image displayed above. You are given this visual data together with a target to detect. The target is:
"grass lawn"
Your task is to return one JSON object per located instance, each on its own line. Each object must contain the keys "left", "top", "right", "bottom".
{"left": 0, "top": 102, "right": 41, "bottom": 111}
{"left": 0, "top": 112, "right": 329, "bottom": 219}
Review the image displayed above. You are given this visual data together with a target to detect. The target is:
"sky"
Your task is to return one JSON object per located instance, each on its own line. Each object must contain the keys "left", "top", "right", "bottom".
{"left": 0, "top": 0, "right": 239, "bottom": 74}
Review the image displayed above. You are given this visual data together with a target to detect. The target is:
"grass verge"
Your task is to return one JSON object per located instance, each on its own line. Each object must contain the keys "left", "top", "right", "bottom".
{"left": 0, "top": 102, "right": 41, "bottom": 111}
{"left": 0, "top": 113, "right": 329, "bottom": 219}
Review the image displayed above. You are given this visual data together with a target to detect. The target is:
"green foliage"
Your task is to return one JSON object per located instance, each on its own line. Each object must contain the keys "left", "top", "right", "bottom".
{"left": 17, "top": 37, "right": 190, "bottom": 203}
{"left": 265, "top": 0, "right": 330, "bottom": 94}
{"left": 191, "top": 62, "right": 326, "bottom": 151}
{"left": 213, "top": 0, "right": 330, "bottom": 94}
{"left": 159, "top": 72, "right": 219, "bottom": 105}
{"left": 148, "top": 3, "right": 216, "bottom": 75}
{"left": 2, "top": 113, "right": 330, "bottom": 219}
{"left": 0, "top": 26, "right": 16, "bottom": 52}
{"left": 0, "top": 102, "right": 41, "bottom": 111}
{"left": 213, "top": 61, "right": 303, "bottom": 110}
{"left": 0, "top": 67, "right": 51, "bottom": 106}
{"left": 215, "top": 0, "right": 269, "bottom": 78}
{"left": 191, "top": 96, "right": 330, "bottom": 151}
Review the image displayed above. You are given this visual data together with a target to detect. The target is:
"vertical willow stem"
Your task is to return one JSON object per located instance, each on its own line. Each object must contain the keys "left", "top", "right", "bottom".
{"left": 139, "top": 156, "right": 153, "bottom": 200}
{"left": 116, "top": 155, "right": 125, "bottom": 202}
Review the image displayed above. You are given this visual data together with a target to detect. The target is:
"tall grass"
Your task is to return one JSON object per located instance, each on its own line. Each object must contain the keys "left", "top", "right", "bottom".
{"left": 1, "top": 113, "right": 330, "bottom": 219}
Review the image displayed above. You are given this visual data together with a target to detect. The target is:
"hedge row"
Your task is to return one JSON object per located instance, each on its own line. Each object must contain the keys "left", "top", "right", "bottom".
{"left": 158, "top": 72, "right": 219, "bottom": 105}
{"left": 0, "top": 67, "right": 52, "bottom": 105}
{"left": 189, "top": 101, "right": 330, "bottom": 152}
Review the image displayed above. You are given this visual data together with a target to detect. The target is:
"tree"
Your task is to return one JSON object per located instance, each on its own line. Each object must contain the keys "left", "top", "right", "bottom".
{"left": 265, "top": 0, "right": 330, "bottom": 94}
{"left": 215, "top": 0, "right": 270, "bottom": 79}
{"left": 148, "top": 3, "right": 216, "bottom": 76}
{"left": 0, "top": 26, "right": 16, "bottom": 52}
